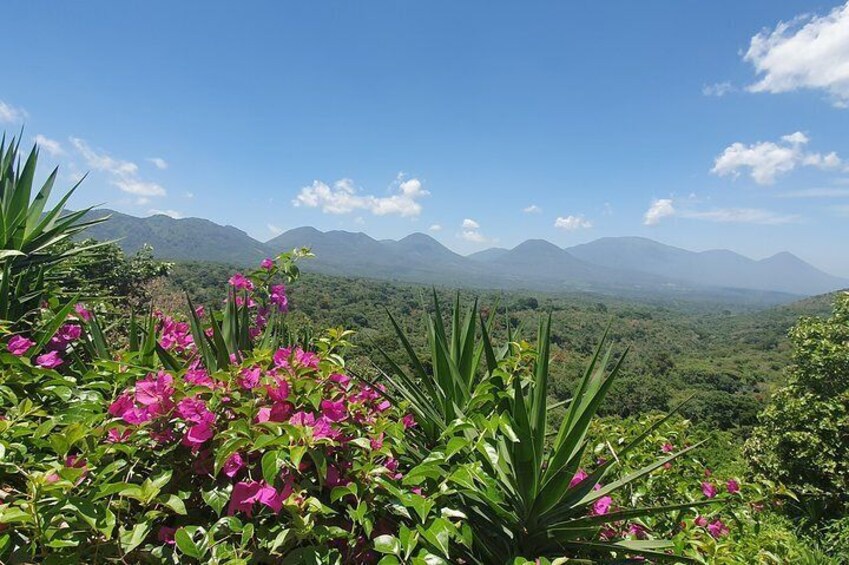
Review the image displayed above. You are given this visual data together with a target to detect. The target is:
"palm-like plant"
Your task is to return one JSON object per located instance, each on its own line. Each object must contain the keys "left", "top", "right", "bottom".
{"left": 380, "top": 295, "right": 715, "bottom": 563}
{"left": 0, "top": 134, "right": 107, "bottom": 323}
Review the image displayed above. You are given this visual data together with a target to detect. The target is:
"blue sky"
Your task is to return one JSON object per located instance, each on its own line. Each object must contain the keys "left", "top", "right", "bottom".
{"left": 3, "top": 1, "right": 849, "bottom": 276}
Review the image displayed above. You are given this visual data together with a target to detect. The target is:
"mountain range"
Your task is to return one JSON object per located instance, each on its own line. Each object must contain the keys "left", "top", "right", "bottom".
{"left": 79, "top": 209, "right": 848, "bottom": 303}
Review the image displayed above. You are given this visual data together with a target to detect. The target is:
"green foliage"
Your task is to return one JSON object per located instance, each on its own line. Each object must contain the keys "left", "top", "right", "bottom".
{"left": 746, "top": 292, "right": 849, "bottom": 514}
{"left": 0, "top": 134, "right": 107, "bottom": 325}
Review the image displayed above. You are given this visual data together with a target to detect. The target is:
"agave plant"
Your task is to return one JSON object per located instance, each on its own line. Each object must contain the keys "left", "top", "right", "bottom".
{"left": 374, "top": 291, "right": 511, "bottom": 450}
{"left": 379, "top": 295, "right": 715, "bottom": 563}
{"left": 0, "top": 134, "right": 107, "bottom": 324}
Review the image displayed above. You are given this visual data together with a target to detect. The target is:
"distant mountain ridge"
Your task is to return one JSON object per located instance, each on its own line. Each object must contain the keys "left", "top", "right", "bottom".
{"left": 78, "top": 209, "right": 848, "bottom": 301}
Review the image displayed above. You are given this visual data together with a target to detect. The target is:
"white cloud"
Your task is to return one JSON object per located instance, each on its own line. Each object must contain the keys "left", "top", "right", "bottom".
{"left": 711, "top": 131, "right": 843, "bottom": 185}
{"left": 34, "top": 134, "right": 64, "bottom": 156}
{"left": 523, "top": 204, "right": 541, "bottom": 213}
{"left": 744, "top": 2, "right": 849, "bottom": 107}
{"left": 185, "top": 192, "right": 195, "bottom": 199}
{"left": 293, "top": 175, "right": 428, "bottom": 217}
{"left": 0, "top": 100, "right": 27, "bottom": 123}
{"left": 702, "top": 82, "right": 735, "bottom": 97}
{"left": 459, "top": 218, "right": 490, "bottom": 243}
{"left": 778, "top": 187, "right": 849, "bottom": 198}
{"left": 147, "top": 157, "right": 168, "bottom": 170}
{"left": 644, "top": 198, "right": 676, "bottom": 226}
{"left": 461, "top": 229, "right": 487, "bottom": 243}
{"left": 70, "top": 137, "right": 167, "bottom": 199}
{"left": 428, "top": 224, "right": 442, "bottom": 231}
{"left": 148, "top": 209, "right": 182, "bottom": 219}
{"left": 554, "top": 215, "right": 593, "bottom": 231}
{"left": 267, "top": 223, "right": 283, "bottom": 235}
{"left": 643, "top": 197, "right": 798, "bottom": 226}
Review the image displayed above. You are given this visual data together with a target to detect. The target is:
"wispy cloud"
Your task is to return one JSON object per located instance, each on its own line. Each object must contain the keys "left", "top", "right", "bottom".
{"left": 147, "top": 157, "right": 168, "bottom": 170}
{"left": 554, "top": 215, "right": 592, "bottom": 231}
{"left": 643, "top": 197, "right": 799, "bottom": 226}
{"left": 523, "top": 204, "right": 541, "bottom": 213}
{"left": 428, "top": 224, "right": 442, "bottom": 232}
{"left": 293, "top": 175, "right": 428, "bottom": 217}
{"left": 0, "top": 100, "right": 27, "bottom": 123}
{"left": 702, "top": 81, "right": 735, "bottom": 97}
{"left": 70, "top": 137, "right": 167, "bottom": 199}
{"left": 34, "top": 134, "right": 64, "bottom": 156}
{"left": 267, "top": 223, "right": 283, "bottom": 235}
{"left": 778, "top": 187, "right": 849, "bottom": 198}
{"left": 148, "top": 208, "right": 182, "bottom": 219}
{"left": 712, "top": 131, "right": 843, "bottom": 185}
{"left": 744, "top": 2, "right": 849, "bottom": 107}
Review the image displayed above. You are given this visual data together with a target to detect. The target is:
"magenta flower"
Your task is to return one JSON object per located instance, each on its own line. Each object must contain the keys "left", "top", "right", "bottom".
{"left": 592, "top": 496, "right": 613, "bottom": 516}
{"left": 260, "top": 258, "right": 274, "bottom": 270}
{"left": 74, "top": 303, "right": 92, "bottom": 322}
{"left": 227, "top": 480, "right": 287, "bottom": 516}
{"left": 701, "top": 481, "right": 717, "bottom": 499}
{"left": 272, "top": 347, "right": 291, "bottom": 368}
{"left": 329, "top": 373, "right": 352, "bottom": 389}
{"left": 228, "top": 273, "right": 254, "bottom": 291}
{"left": 320, "top": 399, "right": 347, "bottom": 422}
{"left": 182, "top": 421, "right": 214, "bottom": 450}
{"left": 176, "top": 396, "right": 214, "bottom": 424}
{"left": 661, "top": 442, "right": 674, "bottom": 453}
{"left": 36, "top": 350, "right": 63, "bottom": 369}
{"left": 106, "top": 427, "right": 131, "bottom": 443}
{"left": 55, "top": 323, "right": 82, "bottom": 343}
{"left": 401, "top": 414, "right": 417, "bottom": 429}
{"left": 223, "top": 453, "right": 245, "bottom": 478}
{"left": 157, "top": 526, "right": 177, "bottom": 545}
{"left": 293, "top": 347, "right": 319, "bottom": 369}
{"left": 570, "top": 469, "right": 589, "bottom": 488}
{"left": 266, "top": 380, "right": 290, "bottom": 402}
{"left": 184, "top": 368, "right": 214, "bottom": 388}
{"left": 694, "top": 515, "right": 708, "bottom": 527}
{"left": 628, "top": 523, "right": 647, "bottom": 539}
{"left": 270, "top": 284, "right": 288, "bottom": 312}
{"left": 239, "top": 366, "right": 262, "bottom": 390}
{"left": 135, "top": 372, "right": 175, "bottom": 407}
{"left": 326, "top": 464, "right": 348, "bottom": 487}
{"left": 6, "top": 335, "right": 35, "bottom": 356}
{"left": 707, "top": 519, "right": 729, "bottom": 538}
{"left": 726, "top": 479, "right": 740, "bottom": 494}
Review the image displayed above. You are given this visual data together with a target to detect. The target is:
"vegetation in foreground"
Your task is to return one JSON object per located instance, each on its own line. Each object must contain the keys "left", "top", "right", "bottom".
{"left": 1, "top": 136, "right": 848, "bottom": 562}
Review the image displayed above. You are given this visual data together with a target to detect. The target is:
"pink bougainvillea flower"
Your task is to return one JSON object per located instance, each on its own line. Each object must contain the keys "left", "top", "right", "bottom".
{"left": 157, "top": 526, "right": 177, "bottom": 545}
{"left": 401, "top": 414, "right": 417, "bottom": 429}
{"left": 223, "top": 453, "right": 245, "bottom": 478}
{"left": 228, "top": 273, "right": 254, "bottom": 291}
{"left": 694, "top": 515, "right": 708, "bottom": 527}
{"left": 106, "top": 427, "right": 131, "bottom": 443}
{"left": 569, "top": 469, "right": 589, "bottom": 488}
{"left": 194, "top": 305, "right": 205, "bottom": 318}
{"left": 326, "top": 464, "right": 347, "bottom": 487}
{"left": 6, "top": 335, "right": 35, "bottom": 356}
{"left": 239, "top": 366, "right": 262, "bottom": 390}
{"left": 176, "top": 396, "right": 214, "bottom": 425}
{"left": 592, "top": 496, "right": 613, "bottom": 516}
{"left": 599, "top": 526, "right": 617, "bottom": 540}
{"left": 628, "top": 523, "right": 647, "bottom": 539}
{"left": 184, "top": 368, "right": 214, "bottom": 388}
{"left": 35, "top": 350, "right": 63, "bottom": 369}
{"left": 663, "top": 462, "right": 673, "bottom": 470}
{"left": 272, "top": 347, "right": 291, "bottom": 368}
{"left": 74, "top": 303, "right": 92, "bottom": 322}
{"left": 56, "top": 323, "right": 82, "bottom": 343}
{"left": 329, "top": 373, "right": 352, "bottom": 389}
{"left": 701, "top": 482, "right": 717, "bottom": 499}
{"left": 270, "top": 284, "right": 288, "bottom": 312}
{"left": 159, "top": 317, "right": 193, "bottom": 352}
{"left": 704, "top": 467, "right": 712, "bottom": 477}
{"left": 320, "top": 399, "right": 347, "bottom": 422}
{"left": 182, "top": 421, "right": 214, "bottom": 450}
{"left": 707, "top": 519, "right": 729, "bottom": 538}
{"left": 228, "top": 481, "right": 261, "bottom": 516}
{"left": 293, "top": 348, "right": 319, "bottom": 369}
{"left": 661, "top": 442, "right": 674, "bottom": 453}
{"left": 135, "top": 371, "right": 175, "bottom": 407}
{"left": 726, "top": 479, "right": 740, "bottom": 494}
{"left": 261, "top": 258, "right": 274, "bottom": 270}
{"left": 370, "top": 433, "right": 384, "bottom": 451}
{"left": 266, "top": 380, "right": 290, "bottom": 403}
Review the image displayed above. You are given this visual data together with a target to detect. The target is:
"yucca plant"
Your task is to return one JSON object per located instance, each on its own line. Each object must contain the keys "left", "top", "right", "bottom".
{"left": 0, "top": 133, "right": 107, "bottom": 324}
{"left": 380, "top": 296, "right": 716, "bottom": 562}
{"left": 375, "top": 291, "right": 511, "bottom": 450}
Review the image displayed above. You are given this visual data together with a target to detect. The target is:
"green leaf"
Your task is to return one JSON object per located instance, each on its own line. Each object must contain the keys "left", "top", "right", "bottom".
{"left": 374, "top": 534, "right": 401, "bottom": 555}
{"left": 175, "top": 528, "right": 202, "bottom": 559}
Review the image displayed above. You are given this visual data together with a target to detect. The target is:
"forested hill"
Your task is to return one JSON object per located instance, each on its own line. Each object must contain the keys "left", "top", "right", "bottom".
{"left": 79, "top": 209, "right": 848, "bottom": 302}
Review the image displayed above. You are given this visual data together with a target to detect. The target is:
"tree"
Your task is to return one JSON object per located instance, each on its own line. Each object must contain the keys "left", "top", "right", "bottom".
{"left": 745, "top": 292, "right": 849, "bottom": 514}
